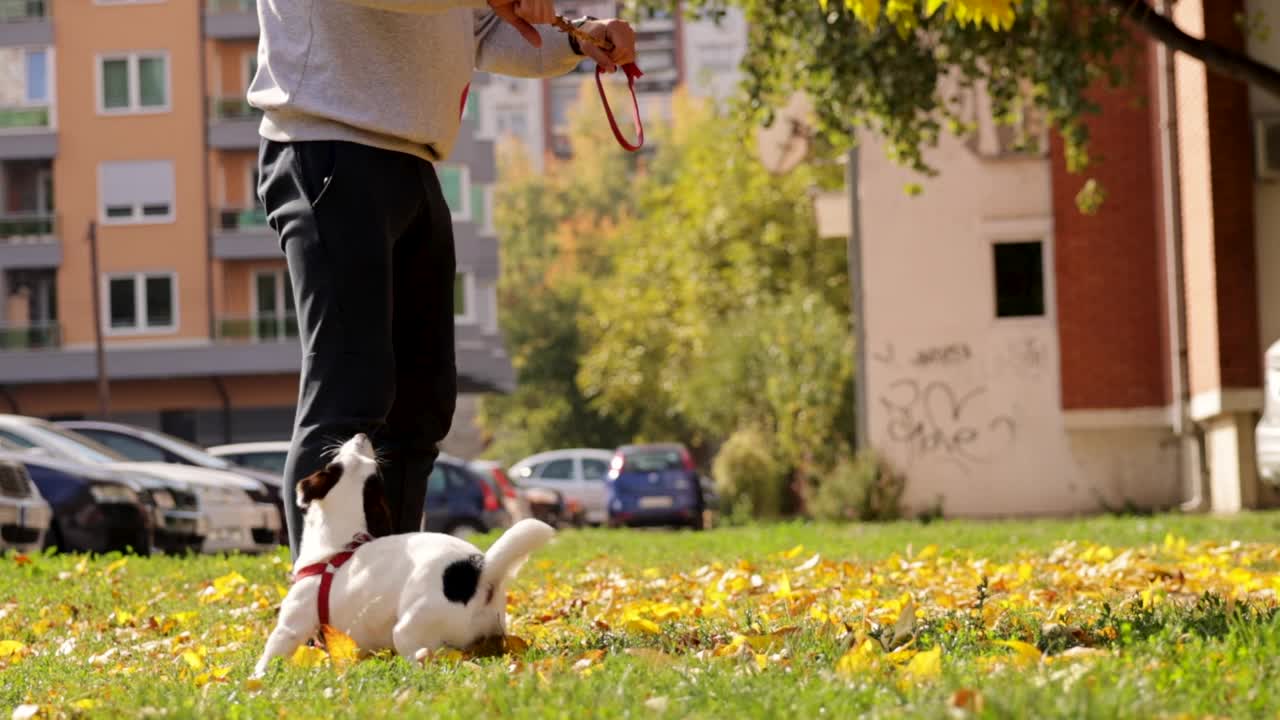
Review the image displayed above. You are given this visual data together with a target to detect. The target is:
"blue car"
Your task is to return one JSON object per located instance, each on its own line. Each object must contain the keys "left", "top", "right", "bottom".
{"left": 422, "top": 455, "right": 504, "bottom": 539}
{"left": 606, "top": 443, "right": 706, "bottom": 530}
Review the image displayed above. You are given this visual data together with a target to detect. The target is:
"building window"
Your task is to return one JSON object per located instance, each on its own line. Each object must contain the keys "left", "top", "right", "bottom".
{"left": 993, "top": 241, "right": 1045, "bottom": 318}
{"left": 437, "top": 165, "right": 471, "bottom": 221}
{"left": 106, "top": 272, "right": 176, "bottom": 334}
{"left": 24, "top": 49, "right": 49, "bottom": 104}
{"left": 99, "top": 160, "right": 176, "bottom": 224}
{"left": 98, "top": 52, "right": 169, "bottom": 114}
{"left": 252, "top": 269, "right": 295, "bottom": 341}
{"left": 470, "top": 184, "right": 489, "bottom": 234}
{"left": 454, "top": 272, "right": 475, "bottom": 324}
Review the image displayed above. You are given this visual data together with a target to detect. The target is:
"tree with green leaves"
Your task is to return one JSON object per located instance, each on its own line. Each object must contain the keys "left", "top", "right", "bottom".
{"left": 577, "top": 93, "right": 854, "bottom": 474}
{"left": 656, "top": 0, "right": 1280, "bottom": 180}
{"left": 476, "top": 80, "right": 642, "bottom": 463}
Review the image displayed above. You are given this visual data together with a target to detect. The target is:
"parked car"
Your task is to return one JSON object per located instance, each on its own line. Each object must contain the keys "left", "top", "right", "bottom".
{"left": 508, "top": 449, "right": 613, "bottom": 525}
{"left": 207, "top": 441, "right": 289, "bottom": 476}
{"left": 0, "top": 456, "right": 52, "bottom": 553}
{"left": 606, "top": 443, "right": 706, "bottom": 530}
{"left": 424, "top": 455, "right": 509, "bottom": 538}
{"left": 0, "top": 416, "right": 278, "bottom": 554}
{"left": 468, "top": 459, "right": 531, "bottom": 521}
{"left": 1, "top": 449, "right": 155, "bottom": 555}
{"left": 60, "top": 421, "right": 286, "bottom": 544}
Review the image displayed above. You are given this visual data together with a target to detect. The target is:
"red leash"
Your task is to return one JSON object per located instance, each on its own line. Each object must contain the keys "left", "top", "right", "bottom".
{"left": 292, "top": 532, "right": 373, "bottom": 628}
{"left": 553, "top": 17, "right": 645, "bottom": 152}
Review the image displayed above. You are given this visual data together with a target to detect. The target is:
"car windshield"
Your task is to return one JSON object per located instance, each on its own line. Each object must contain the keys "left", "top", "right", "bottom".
{"left": 11, "top": 421, "right": 130, "bottom": 465}
{"left": 624, "top": 450, "right": 683, "bottom": 472}
{"left": 146, "top": 431, "right": 235, "bottom": 470}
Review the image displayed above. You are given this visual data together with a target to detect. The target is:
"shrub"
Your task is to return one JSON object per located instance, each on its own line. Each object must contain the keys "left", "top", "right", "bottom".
{"left": 809, "top": 452, "right": 906, "bottom": 522}
{"left": 711, "top": 428, "right": 789, "bottom": 520}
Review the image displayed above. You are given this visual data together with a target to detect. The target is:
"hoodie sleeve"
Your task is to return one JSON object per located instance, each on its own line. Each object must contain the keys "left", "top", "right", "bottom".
{"left": 473, "top": 10, "right": 584, "bottom": 78}
{"left": 337, "top": 0, "right": 488, "bottom": 12}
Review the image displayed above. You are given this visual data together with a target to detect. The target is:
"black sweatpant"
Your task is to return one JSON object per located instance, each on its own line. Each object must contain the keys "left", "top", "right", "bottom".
{"left": 258, "top": 139, "right": 457, "bottom": 558}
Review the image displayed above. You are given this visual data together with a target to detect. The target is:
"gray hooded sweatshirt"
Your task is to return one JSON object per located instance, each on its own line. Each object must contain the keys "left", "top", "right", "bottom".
{"left": 248, "top": 0, "right": 583, "bottom": 161}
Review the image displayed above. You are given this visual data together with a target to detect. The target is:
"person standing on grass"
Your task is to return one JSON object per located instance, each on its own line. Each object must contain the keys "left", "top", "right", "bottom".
{"left": 250, "top": 0, "right": 636, "bottom": 557}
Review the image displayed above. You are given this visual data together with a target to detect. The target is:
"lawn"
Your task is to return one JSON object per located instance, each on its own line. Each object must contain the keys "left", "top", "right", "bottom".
{"left": 4, "top": 512, "right": 1280, "bottom": 719}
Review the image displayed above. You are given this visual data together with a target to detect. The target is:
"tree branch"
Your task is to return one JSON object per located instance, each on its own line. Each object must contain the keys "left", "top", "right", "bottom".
{"left": 1106, "top": 0, "right": 1280, "bottom": 98}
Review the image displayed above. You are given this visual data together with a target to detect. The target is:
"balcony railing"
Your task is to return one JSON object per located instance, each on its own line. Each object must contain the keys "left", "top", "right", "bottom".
{"left": 209, "top": 97, "right": 261, "bottom": 121}
{"left": 0, "top": 212, "right": 56, "bottom": 242}
{"left": 0, "top": 105, "right": 50, "bottom": 131}
{"left": 0, "top": 0, "right": 47, "bottom": 22}
{"left": 0, "top": 322, "right": 59, "bottom": 351}
{"left": 216, "top": 314, "right": 298, "bottom": 344}
{"left": 212, "top": 207, "right": 268, "bottom": 233}
{"left": 206, "top": 0, "right": 254, "bottom": 13}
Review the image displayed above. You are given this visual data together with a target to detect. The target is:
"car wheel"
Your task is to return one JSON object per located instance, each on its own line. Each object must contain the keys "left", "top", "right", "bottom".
{"left": 448, "top": 522, "right": 483, "bottom": 540}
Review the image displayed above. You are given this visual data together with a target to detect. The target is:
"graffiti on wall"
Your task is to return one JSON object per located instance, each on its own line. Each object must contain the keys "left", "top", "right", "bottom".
{"left": 879, "top": 379, "right": 1017, "bottom": 466}
{"left": 870, "top": 336, "right": 1044, "bottom": 472}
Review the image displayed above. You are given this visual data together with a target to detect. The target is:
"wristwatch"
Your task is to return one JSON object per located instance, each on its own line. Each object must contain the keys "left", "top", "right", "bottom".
{"left": 568, "top": 16, "right": 597, "bottom": 56}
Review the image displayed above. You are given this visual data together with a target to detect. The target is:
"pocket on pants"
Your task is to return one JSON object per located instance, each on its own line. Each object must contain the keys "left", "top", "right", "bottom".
{"left": 292, "top": 141, "right": 342, "bottom": 209}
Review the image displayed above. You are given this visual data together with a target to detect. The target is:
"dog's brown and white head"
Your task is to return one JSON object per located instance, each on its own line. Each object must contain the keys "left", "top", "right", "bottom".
{"left": 295, "top": 433, "right": 393, "bottom": 545}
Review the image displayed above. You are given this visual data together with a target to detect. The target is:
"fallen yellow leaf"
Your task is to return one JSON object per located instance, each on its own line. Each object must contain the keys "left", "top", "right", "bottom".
{"left": 901, "top": 645, "right": 942, "bottom": 682}
{"left": 835, "top": 639, "right": 879, "bottom": 677}
{"left": 180, "top": 651, "right": 204, "bottom": 671}
{"left": 289, "top": 644, "right": 328, "bottom": 668}
{"left": 102, "top": 558, "right": 128, "bottom": 577}
{"left": 0, "top": 640, "right": 26, "bottom": 659}
{"left": 625, "top": 617, "right": 662, "bottom": 635}
{"left": 322, "top": 625, "right": 360, "bottom": 668}
{"left": 995, "top": 639, "right": 1042, "bottom": 667}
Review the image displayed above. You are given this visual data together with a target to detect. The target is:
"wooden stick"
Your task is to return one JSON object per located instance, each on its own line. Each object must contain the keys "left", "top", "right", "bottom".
{"left": 552, "top": 16, "right": 615, "bottom": 53}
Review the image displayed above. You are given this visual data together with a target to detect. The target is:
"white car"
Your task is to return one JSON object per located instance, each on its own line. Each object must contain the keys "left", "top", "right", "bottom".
{"left": 207, "top": 441, "right": 289, "bottom": 477}
{"left": 508, "top": 449, "right": 613, "bottom": 525}
{"left": 0, "top": 457, "right": 51, "bottom": 553}
{"left": 0, "top": 416, "right": 279, "bottom": 555}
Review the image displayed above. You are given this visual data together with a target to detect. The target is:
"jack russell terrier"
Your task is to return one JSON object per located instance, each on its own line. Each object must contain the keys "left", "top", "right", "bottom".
{"left": 253, "top": 434, "right": 554, "bottom": 677}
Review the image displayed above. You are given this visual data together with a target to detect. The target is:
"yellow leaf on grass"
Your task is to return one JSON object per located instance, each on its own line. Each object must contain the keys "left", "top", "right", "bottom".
{"left": 103, "top": 558, "right": 128, "bottom": 577}
{"left": 625, "top": 617, "right": 661, "bottom": 635}
{"left": 782, "top": 545, "right": 805, "bottom": 560}
{"left": 181, "top": 651, "right": 204, "bottom": 671}
{"left": 901, "top": 645, "right": 942, "bottom": 682}
{"left": 322, "top": 626, "right": 360, "bottom": 668}
{"left": 290, "top": 645, "right": 328, "bottom": 668}
{"left": 0, "top": 640, "right": 26, "bottom": 658}
{"left": 835, "top": 639, "right": 879, "bottom": 677}
{"left": 995, "top": 639, "right": 1042, "bottom": 666}
{"left": 754, "top": 653, "right": 769, "bottom": 671}
{"left": 171, "top": 611, "right": 198, "bottom": 627}
{"left": 70, "top": 699, "right": 98, "bottom": 711}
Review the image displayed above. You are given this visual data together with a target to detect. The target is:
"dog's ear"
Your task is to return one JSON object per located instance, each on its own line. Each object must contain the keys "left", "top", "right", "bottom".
{"left": 295, "top": 462, "right": 342, "bottom": 509}
{"left": 362, "top": 474, "right": 393, "bottom": 537}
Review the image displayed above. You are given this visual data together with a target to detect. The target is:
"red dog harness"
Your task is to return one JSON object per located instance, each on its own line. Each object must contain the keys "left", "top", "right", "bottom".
{"left": 291, "top": 532, "right": 373, "bottom": 627}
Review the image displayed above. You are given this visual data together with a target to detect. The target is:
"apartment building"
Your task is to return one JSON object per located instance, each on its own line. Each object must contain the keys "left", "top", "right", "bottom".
{"left": 821, "top": 0, "right": 1280, "bottom": 516}
{"left": 0, "top": 0, "right": 511, "bottom": 446}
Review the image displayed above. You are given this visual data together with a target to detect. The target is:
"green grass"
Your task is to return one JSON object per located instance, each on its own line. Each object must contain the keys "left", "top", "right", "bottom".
{"left": 4, "top": 512, "right": 1280, "bottom": 719}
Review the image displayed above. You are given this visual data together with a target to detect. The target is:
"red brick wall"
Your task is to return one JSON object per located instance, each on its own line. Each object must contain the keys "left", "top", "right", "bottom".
{"left": 1051, "top": 35, "right": 1169, "bottom": 410}
{"left": 1202, "top": 0, "right": 1262, "bottom": 390}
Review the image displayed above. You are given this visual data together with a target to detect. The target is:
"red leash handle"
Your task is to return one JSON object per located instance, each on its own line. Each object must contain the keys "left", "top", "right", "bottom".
{"left": 595, "top": 63, "right": 645, "bottom": 152}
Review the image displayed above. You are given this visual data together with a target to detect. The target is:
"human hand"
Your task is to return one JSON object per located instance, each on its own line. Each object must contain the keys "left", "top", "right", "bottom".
{"left": 577, "top": 18, "right": 636, "bottom": 73}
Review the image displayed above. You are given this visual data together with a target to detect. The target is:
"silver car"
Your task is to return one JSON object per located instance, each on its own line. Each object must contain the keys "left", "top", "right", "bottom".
{"left": 508, "top": 449, "right": 613, "bottom": 525}
{"left": 0, "top": 416, "right": 279, "bottom": 555}
{"left": 0, "top": 457, "right": 51, "bottom": 553}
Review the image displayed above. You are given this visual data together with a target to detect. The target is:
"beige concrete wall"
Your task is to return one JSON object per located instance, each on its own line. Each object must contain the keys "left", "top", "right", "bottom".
{"left": 1249, "top": 0, "right": 1280, "bottom": 359}
{"left": 53, "top": 0, "right": 208, "bottom": 347}
{"left": 858, "top": 129, "right": 1180, "bottom": 516}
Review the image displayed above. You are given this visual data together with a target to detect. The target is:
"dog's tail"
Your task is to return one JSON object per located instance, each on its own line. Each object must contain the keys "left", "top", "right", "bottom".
{"left": 482, "top": 518, "right": 555, "bottom": 583}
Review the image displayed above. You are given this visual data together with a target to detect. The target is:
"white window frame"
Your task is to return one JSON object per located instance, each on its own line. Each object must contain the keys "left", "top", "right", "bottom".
{"left": 97, "top": 160, "right": 177, "bottom": 226}
{"left": 454, "top": 271, "right": 476, "bottom": 325}
{"left": 102, "top": 271, "right": 178, "bottom": 336}
{"left": 983, "top": 217, "right": 1055, "bottom": 325}
{"left": 95, "top": 51, "right": 171, "bottom": 115}
{"left": 439, "top": 164, "right": 472, "bottom": 222}
{"left": 250, "top": 268, "right": 291, "bottom": 341}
